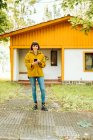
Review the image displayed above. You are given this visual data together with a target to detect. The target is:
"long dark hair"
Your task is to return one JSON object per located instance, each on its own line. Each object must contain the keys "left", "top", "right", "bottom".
{"left": 30, "top": 41, "right": 40, "bottom": 50}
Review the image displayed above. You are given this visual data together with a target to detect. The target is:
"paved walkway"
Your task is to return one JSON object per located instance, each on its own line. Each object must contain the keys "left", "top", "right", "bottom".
{"left": 0, "top": 86, "right": 93, "bottom": 140}
{"left": 0, "top": 98, "right": 93, "bottom": 140}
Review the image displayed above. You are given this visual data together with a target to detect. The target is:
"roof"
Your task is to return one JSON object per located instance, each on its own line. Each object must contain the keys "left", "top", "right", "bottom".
{"left": 0, "top": 16, "right": 71, "bottom": 39}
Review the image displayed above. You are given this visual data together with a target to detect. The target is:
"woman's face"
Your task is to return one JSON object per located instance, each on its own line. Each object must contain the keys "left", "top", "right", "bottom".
{"left": 32, "top": 45, "right": 38, "bottom": 51}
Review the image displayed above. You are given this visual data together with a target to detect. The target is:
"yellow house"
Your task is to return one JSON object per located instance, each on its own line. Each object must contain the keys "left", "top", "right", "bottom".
{"left": 0, "top": 16, "right": 93, "bottom": 82}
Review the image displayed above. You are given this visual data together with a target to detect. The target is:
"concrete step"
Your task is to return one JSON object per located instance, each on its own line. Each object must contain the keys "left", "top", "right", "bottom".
{"left": 18, "top": 80, "right": 62, "bottom": 85}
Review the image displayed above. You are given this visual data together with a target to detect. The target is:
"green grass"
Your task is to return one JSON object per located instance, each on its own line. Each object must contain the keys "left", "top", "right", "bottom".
{"left": 48, "top": 85, "right": 93, "bottom": 111}
{"left": 0, "top": 81, "right": 93, "bottom": 111}
{"left": 0, "top": 80, "right": 25, "bottom": 103}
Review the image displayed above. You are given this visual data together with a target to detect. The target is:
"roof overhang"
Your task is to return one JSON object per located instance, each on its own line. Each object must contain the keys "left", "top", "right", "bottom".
{"left": 0, "top": 16, "right": 71, "bottom": 39}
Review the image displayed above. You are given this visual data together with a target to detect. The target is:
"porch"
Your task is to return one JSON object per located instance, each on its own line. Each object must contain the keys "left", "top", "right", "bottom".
{"left": 18, "top": 78, "right": 62, "bottom": 85}
{"left": 13, "top": 48, "right": 62, "bottom": 81}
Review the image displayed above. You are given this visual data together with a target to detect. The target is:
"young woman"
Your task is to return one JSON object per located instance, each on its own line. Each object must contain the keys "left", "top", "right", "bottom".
{"left": 25, "top": 41, "right": 48, "bottom": 111}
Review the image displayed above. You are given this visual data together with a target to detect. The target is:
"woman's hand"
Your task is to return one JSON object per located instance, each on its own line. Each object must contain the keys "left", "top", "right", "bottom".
{"left": 37, "top": 59, "right": 41, "bottom": 64}
{"left": 31, "top": 59, "right": 41, "bottom": 66}
{"left": 32, "top": 61, "right": 38, "bottom": 66}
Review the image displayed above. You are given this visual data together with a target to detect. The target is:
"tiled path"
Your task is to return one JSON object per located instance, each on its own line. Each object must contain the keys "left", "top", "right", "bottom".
{"left": 0, "top": 85, "right": 93, "bottom": 140}
{"left": 0, "top": 98, "right": 93, "bottom": 140}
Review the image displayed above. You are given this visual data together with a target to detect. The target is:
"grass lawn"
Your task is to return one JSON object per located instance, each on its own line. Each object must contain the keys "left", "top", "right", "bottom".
{"left": 48, "top": 84, "right": 93, "bottom": 112}
{"left": 0, "top": 80, "right": 93, "bottom": 112}
{"left": 0, "top": 80, "right": 29, "bottom": 103}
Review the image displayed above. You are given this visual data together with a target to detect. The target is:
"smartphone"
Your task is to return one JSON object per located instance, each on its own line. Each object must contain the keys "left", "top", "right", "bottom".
{"left": 34, "top": 59, "right": 37, "bottom": 62}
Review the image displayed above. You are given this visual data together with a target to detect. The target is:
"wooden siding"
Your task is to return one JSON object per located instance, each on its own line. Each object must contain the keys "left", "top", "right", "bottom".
{"left": 10, "top": 21, "right": 93, "bottom": 49}
{"left": 11, "top": 24, "right": 63, "bottom": 48}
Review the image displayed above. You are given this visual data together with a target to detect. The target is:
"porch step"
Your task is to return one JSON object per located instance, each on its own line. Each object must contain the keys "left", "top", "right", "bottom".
{"left": 18, "top": 80, "right": 62, "bottom": 85}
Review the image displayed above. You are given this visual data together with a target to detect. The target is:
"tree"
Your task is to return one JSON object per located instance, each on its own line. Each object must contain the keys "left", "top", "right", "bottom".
{"left": 0, "top": 0, "right": 7, "bottom": 9}
{"left": 43, "top": 5, "right": 52, "bottom": 21}
{"left": 61, "top": 0, "right": 93, "bottom": 33}
{"left": 0, "top": 0, "right": 40, "bottom": 34}
{"left": 52, "top": 4, "right": 62, "bottom": 19}
{"left": 0, "top": 0, "right": 11, "bottom": 35}
{"left": 43, "top": 2, "right": 62, "bottom": 21}
{"left": 1, "top": 0, "right": 93, "bottom": 35}
{"left": 6, "top": 0, "right": 40, "bottom": 30}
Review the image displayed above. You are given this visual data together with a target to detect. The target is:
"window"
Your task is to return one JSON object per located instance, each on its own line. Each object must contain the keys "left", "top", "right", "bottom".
{"left": 84, "top": 52, "right": 93, "bottom": 71}
{"left": 51, "top": 50, "right": 57, "bottom": 66}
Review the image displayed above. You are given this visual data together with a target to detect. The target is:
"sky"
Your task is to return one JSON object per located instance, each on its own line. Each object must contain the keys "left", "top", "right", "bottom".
{"left": 29, "top": 0, "right": 63, "bottom": 23}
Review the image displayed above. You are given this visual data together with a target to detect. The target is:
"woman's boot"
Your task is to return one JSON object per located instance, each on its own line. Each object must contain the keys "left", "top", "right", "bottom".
{"left": 41, "top": 103, "right": 48, "bottom": 111}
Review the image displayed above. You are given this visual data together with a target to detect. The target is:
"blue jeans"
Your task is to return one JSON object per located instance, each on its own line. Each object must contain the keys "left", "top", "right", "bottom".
{"left": 29, "top": 77, "right": 46, "bottom": 103}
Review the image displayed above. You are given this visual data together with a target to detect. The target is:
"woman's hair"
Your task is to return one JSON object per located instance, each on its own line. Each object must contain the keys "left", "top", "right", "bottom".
{"left": 30, "top": 41, "right": 40, "bottom": 50}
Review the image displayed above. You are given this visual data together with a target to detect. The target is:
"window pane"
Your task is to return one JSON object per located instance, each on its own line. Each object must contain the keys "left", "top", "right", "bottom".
{"left": 51, "top": 50, "right": 57, "bottom": 66}
{"left": 85, "top": 53, "right": 93, "bottom": 70}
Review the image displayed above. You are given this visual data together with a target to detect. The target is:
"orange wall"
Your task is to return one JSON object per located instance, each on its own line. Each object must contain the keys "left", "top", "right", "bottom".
{"left": 11, "top": 21, "right": 93, "bottom": 49}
